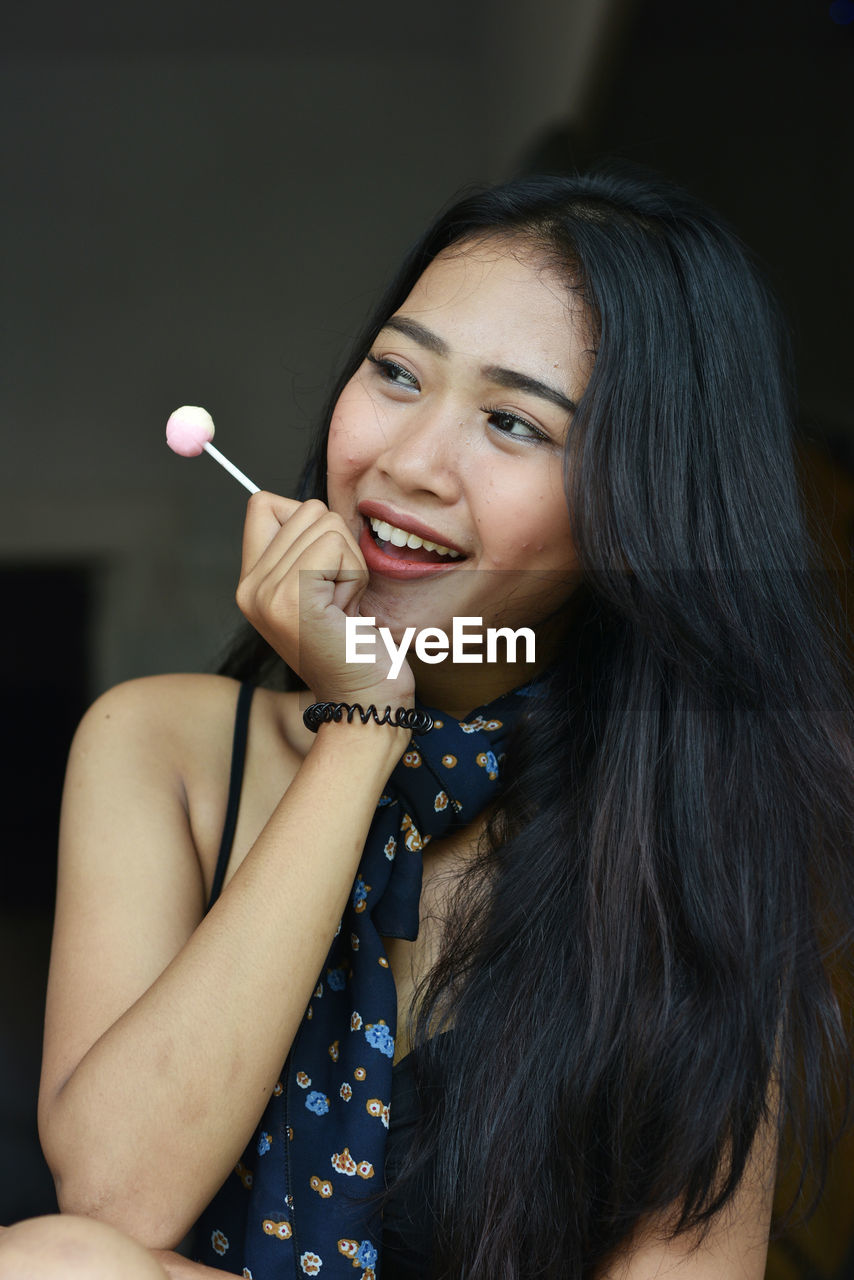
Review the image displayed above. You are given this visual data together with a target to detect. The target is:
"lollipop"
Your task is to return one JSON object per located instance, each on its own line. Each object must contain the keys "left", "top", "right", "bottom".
{"left": 166, "top": 406, "right": 259, "bottom": 494}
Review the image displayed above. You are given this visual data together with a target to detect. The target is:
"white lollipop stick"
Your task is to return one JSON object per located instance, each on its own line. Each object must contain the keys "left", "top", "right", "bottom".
{"left": 200, "top": 441, "right": 259, "bottom": 494}
{"left": 166, "top": 405, "right": 260, "bottom": 495}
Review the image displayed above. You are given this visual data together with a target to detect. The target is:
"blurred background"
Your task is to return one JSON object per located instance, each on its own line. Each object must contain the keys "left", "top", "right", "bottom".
{"left": 2, "top": 0, "right": 852, "bottom": 1273}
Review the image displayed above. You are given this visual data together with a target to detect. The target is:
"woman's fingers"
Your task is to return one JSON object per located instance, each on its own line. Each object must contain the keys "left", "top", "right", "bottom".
{"left": 239, "top": 490, "right": 310, "bottom": 581}
{"left": 239, "top": 494, "right": 365, "bottom": 591}
{"left": 255, "top": 516, "right": 366, "bottom": 603}
{"left": 267, "top": 528, "right": 366, "bottom": 614}
{"left": 237, "top": 499, "right": 367, "bottom": 628}
{"left": 236, "top": 494, "right": 367, "bottom": 683}
{"left": 235, "top": 490, "right": 415, "bottom": 704}
{"left": 243, "top": 529, "right": 364, "bottom": 671}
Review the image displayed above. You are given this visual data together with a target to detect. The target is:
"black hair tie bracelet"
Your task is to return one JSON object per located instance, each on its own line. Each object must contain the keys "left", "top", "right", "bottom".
{"left": 303, "top": 702, "right": 434, "bottom": 734}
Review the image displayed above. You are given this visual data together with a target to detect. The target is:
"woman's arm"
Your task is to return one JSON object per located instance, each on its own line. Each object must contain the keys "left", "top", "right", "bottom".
{"left": 39, "top": 679, "right": 406, "bottom": 1246}
{"left": 39, "top": 493, "right": 413, "bottom": 1249}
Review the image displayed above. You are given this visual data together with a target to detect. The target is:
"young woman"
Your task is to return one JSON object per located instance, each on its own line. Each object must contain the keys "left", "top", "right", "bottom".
{"left": 2, "top": 169, "right": 851, "bottom": 1280}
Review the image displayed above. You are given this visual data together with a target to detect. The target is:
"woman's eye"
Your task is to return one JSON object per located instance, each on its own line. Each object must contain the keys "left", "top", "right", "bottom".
{"left": 366, "top": 354, "right": 420, "bottom": 389}
{"left": 484, "top": 408, "right": 549, "bottom": 443}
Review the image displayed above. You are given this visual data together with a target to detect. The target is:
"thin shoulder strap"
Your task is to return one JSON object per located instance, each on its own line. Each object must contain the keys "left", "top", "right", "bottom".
{"left": 208, "top": 681, "right": 255, "bottom": 910}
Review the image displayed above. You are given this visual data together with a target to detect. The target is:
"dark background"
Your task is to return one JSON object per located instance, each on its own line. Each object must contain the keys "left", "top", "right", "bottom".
{"left": 2, "top": 1, "right": 852, "bottom": 1272}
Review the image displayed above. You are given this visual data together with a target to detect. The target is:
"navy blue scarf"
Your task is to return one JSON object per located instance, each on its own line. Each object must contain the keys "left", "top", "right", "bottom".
{"left": 196, "top": 685, "right": 529, "bottom": 1278}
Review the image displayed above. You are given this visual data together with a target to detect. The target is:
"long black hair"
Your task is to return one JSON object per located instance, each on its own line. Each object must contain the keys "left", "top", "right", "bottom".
{"left": 220, "top": 169, "right": 854, "bottom": 1277}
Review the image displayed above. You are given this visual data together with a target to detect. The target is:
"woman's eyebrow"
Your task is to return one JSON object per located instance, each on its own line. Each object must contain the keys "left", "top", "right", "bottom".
{"left": 383, "top": 315, "right": 449, "bottom": 356}
{"left": 381, "top": 315, "right": 578, "bottom": 416}
{"left": 481, "top": 366, "right": 577, "bottom": 416}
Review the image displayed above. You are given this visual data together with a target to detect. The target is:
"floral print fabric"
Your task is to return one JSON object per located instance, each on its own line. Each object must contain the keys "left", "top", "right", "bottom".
{"left": 194, "top": 688, "right": 525, "bottom": 1277}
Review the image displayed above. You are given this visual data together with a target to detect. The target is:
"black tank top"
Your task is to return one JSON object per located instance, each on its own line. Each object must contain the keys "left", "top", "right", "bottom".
{"left": 206, "top": 683, "right": 433, "bottom": 1278}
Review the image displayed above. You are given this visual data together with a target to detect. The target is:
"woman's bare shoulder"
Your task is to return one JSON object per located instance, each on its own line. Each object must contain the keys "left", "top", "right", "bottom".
{"left": 71, "top": 675, "right": 308, "bottom": 872}
{"left": 77, "top": 673, "right": 311, "bottom": 756}
{"left": 76, "top": 672, "right": 244, "bottom": 750}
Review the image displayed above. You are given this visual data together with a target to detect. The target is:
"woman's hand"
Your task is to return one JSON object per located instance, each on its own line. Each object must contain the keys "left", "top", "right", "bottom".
{"left": 236, "top": 492, "right": 415, "bottom": 708}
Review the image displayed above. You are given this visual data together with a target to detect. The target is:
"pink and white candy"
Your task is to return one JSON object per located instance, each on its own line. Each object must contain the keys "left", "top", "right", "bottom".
{"left": 166, "top": 405, "right": 259, "bottom": 494}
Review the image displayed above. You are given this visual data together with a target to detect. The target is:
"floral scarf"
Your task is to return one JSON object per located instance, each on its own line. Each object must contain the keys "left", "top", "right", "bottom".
{"left": 195, "top": 685, "right": 529, "bottom": 1278}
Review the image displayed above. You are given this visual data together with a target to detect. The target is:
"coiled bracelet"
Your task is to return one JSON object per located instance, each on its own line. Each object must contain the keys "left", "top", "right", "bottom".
{"left": 303, "top": 702, "right": 434, "bottom": 734}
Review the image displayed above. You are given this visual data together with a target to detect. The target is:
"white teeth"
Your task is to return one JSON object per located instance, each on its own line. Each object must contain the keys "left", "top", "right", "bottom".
{"left": 369, "top": 516, "right": 461, "bottom": 558}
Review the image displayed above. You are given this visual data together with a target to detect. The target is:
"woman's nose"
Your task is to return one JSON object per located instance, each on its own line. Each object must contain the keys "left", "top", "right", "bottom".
{"left": 374, "top": 404, "right": 465, "bottom": 500}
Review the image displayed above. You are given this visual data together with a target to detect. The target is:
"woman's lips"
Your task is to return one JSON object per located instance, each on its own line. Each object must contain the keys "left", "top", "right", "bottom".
{"left": 359, "top": 524, "right": 465, "bottom": 581}
{"left": 357, "top": 501, "right": 465, "bottom": 556}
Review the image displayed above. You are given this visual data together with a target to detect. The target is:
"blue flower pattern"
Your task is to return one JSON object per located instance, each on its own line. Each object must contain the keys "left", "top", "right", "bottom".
{"left": 364, "top": 1022, "right": 395, "bottom": 1058}
{"left": 352, "top": 878, "right": 369, "bottom": 911}
{"left": 356, "top": 1240, "right": 379, "bottom": 1269}
{"left": 326, "top": 966, "right": 347, "bottom": 992}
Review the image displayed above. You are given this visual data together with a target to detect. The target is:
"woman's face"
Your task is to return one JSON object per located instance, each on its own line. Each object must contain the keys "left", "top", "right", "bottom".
{"left": 326, "top": 237, "right": 590, "bottom": 690}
